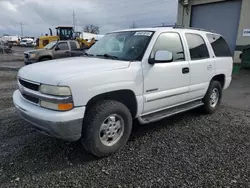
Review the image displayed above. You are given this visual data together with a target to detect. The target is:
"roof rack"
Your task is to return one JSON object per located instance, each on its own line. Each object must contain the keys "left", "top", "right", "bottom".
{"left": 153, "top": 24, "right": 176, "bottom": 28}
{"left": 173, "top": 25, "right": 214, "bottom": 32}
{"left": 153, "top": 24, "right": 214, "bottom": 32}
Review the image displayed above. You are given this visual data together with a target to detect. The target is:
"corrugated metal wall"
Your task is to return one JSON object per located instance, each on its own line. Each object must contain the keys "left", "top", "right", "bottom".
{"left": 190, "top": 0, "right": 242, "bottom": 53}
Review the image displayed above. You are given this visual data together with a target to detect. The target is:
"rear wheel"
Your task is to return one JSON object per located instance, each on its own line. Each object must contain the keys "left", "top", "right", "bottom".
{"left": 81, "top": 100, "right": 132, "bottom": 157}
{"left": 202, "top": 81, "right": 222, "bottom": 114}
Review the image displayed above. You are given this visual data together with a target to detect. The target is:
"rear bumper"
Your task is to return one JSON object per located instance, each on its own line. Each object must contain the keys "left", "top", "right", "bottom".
{"left": 13, "top": 90, "right": 85, "bottom": 141}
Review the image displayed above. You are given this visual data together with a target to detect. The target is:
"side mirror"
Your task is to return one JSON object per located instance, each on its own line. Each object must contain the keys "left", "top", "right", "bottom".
{"left": 55, "top": 46, "right": 60, "bottom": 51}
{"left": 149, "top": 50, "right": 173, "bottom": 64}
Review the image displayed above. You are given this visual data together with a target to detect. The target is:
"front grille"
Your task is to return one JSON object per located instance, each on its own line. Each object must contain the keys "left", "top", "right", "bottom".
{"left": 24, "top": 53, "right": 29, "bottom": 59}
{"left": 19, "top": 78, "right": 39, "bottom": 91}
{"left": 22, "top": 94, "right": 39, "bottom": 104}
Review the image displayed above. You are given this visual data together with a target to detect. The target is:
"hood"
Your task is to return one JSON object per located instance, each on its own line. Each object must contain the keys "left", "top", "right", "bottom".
{"left": 18, "top": 57, "right": 131, "bottom": 85}
{"left": 24, "top": 49, "right": 47, "bottom": 54}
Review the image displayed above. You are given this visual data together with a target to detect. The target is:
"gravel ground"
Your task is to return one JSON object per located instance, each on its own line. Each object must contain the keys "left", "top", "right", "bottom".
{"left": 0, "top": 46, "right": 32, "bottom": 63}
{"left": 0, "top": 70, "right": 250, "bottom": 187}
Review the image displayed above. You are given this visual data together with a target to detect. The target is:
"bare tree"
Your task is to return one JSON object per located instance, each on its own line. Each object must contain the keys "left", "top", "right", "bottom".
{"left": 83, "top": 25, "right": 100, "bottom": 34}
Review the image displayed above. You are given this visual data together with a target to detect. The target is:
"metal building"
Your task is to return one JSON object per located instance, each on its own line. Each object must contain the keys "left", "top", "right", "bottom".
{"left": 177, "top": 0, "right": 250, "bottom": 63}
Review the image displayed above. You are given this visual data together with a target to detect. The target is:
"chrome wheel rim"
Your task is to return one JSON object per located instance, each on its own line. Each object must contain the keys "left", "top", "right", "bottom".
{"left": 210, "top": 88, "right": 219, "bottom": 108}
{"left": 99, "top": 114, "right": 124, "bottom": 146}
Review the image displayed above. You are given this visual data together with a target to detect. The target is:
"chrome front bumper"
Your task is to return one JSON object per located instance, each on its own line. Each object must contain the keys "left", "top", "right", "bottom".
{"left": 13, "top": 90, "right": 85, "bottom": 141}
{"left": 24, "top": 58, "right": 37, "bottom": 65}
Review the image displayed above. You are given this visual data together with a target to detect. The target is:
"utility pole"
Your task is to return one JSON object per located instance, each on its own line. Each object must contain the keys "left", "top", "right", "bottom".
{"left": 75, "top": 18, "right": 77, "bottom": 31}
{"left": 130, "top": 21, "right": 136, "bottom": 28}
{"left": 162, "top": 23, "right": 165, "bottom": 26}
{"left": 20, "top": 22, "right": 23, "bottom": 36}
{"left": 72, "top": 11, "right": 76, "bottom": 31}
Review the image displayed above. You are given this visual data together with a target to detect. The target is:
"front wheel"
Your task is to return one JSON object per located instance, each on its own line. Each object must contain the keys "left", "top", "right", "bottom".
{"left": 202, "top": 81, "right": 222, "bottom": 114}
{"left": 81, "top": 100, "right": 132, "bottom": 157}
{"left": 39, "top": 57, "right": 51, "bottom": 62}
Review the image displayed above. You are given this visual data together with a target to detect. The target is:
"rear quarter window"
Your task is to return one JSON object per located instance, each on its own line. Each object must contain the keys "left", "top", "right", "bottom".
{"left": 70, "top": 42, "right": 77, "bottom": 50}
{"left": 185, "top": 33, "right": 210, "bottom": 60}
{"left": 206, "top": 34, "right": 232, "bottom": 57}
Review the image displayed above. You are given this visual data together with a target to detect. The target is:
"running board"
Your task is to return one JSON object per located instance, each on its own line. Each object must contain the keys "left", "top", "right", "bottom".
{"left": 138, "top": 100, "right": 203, "bottom": 124}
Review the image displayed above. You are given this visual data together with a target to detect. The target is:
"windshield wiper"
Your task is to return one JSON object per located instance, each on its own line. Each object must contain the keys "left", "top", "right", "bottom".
{"left": 83, "top": 52, "right": 94, "bottom": 57}
{"left": 96, "top": 54, "right": 119, "bottom": 59}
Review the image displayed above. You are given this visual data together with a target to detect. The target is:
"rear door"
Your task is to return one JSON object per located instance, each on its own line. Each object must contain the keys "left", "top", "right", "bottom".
{"left": 206, "top": 34, "right": 233, "bottom": 84}
{"left": 53, "top": 42, "right": 70, "bottom": 59}
{"left": 183, "top": 32, "right": 215, "bottom": 100}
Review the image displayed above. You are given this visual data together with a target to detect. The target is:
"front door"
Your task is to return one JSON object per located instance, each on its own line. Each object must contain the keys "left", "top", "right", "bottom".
{"left": 53, "top": 42, "right": 70, "bottom": 59}
{"left": 142, "top": 32, "right": 190, "bottom": 114}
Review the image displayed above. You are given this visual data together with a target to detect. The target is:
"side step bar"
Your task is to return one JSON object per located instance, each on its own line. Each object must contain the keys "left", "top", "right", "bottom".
{"left": 138, "top": 100, "right": 203, "bottom": 124}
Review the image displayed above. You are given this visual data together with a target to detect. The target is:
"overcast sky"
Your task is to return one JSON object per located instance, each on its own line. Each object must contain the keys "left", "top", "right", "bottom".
{"left": 0, "top": 0, "right": 178, "bottom": 37}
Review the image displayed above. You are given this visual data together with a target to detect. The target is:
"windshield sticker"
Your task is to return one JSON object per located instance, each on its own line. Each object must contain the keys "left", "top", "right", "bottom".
{"left": 134, "top": 32, "right": 152, "bottom": 36}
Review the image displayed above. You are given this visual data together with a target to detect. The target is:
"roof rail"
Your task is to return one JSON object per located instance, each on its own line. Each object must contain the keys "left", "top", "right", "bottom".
{"left": 173, "top": 25, "right": 214, "bottom": 32}
{"left": 153, "top": 24, "right": 176, "bottom": 28}
{"left": 153, "top": 24, "right": 214, "bottom": 32}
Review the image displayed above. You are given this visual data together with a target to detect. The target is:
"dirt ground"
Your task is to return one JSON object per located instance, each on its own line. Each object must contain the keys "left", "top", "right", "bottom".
{"left": 0, "top": 70, "right": 249, "bottom": 187}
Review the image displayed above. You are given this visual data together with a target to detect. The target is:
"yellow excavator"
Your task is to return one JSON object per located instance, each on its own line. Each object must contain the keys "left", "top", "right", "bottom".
{"left": 36, "top": 27, "right": 96, "bottom": 49}
{"left": 74, "top": 31, "right": 96, "bottom": 49}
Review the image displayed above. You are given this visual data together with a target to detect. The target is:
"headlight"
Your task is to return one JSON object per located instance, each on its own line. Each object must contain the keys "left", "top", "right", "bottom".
{"left": 40, "top": 100, "right": 73, "bottom": 111}
{"left": 40, "top": 85, "right": 71, "bottom": 96}
{"left": 29, "top": 53, "right": 36, "bottom": 59}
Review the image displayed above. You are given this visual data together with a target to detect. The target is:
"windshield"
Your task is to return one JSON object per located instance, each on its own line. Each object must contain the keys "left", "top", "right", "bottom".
{"left": 87, "top": 31, "right": 154, "bottom": 61}
{"left": 21, "top": 40, "right": 27, "bottom": 42}
{"left": 44, "top": 41, "right": 57, "bottom": 49}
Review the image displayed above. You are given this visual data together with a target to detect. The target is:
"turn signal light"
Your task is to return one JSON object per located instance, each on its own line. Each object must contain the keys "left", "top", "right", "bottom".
{"left": 58, "top": 103, "right": 73, "bottom": 111}
{"left": 40, "top": 100, "right": 73, "bottom": 111}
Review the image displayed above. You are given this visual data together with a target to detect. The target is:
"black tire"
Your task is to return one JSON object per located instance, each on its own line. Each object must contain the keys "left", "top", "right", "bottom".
{"left": 202, "top": 81, "right": 222, "bottom": 114}
{"left": 24, "top": 62, "right": 31, "bottom": 65}
{"left": 81, "top": 100, "right": 132, "bottom": 157}
{"left": 39, "top": 57, "right": 50, "bottom": 62}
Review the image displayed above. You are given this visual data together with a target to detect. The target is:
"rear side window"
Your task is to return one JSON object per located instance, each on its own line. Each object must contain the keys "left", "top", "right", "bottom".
{"left": 151, "top": 32, "right": 185, "bottom": 61}
{"left": 70, "top": 42, "right": 77, "bottom": 50}
{"left": 57, "top": 42, "right": 69, "bottom": 50}
{"left": 185, "top": 33, "right": 209, "bottom": 60}
{"left": 206, "top": 34, "right": 231, "bottom": 57}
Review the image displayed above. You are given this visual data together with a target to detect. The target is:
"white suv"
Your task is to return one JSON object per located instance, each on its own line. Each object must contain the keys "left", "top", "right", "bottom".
{"left": 13, "top": 27, "right": 233, "bottom": 157}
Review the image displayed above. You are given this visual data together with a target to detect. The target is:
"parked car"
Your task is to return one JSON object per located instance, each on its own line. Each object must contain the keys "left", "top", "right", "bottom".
{"left": 20, "top": 38, "right": 33, "bottom": 47}
{"left": 7, "top": 36, "right": 21, "bottom": 46}
{"left": 26, "top": 41, "right": 34, "bottom": 47}
{"left": 13, "top": 27, "right": 233, "bottom": 157}
{"left": 32, "top": 40, "right": 37, "bottom": 47}
{"left": 23, "top": 40, "right": 85, "bottom": 65}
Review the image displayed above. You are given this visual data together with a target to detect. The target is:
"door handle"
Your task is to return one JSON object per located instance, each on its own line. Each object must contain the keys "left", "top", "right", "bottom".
{"left": 182, "top": 67, "right": 189, "bottom": 74}
{"left": 207, "top": 65, "right": 212, "bottom": 70}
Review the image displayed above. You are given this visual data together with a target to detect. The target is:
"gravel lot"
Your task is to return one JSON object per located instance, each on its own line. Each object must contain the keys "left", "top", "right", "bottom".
{"left": 0, "top": 46, "right": 31, "bottom": 71}
{"left": 0, "top": 70, "right": 249, "bottom": 187}
{"left": 0, "top": 46, "right": 32, "bottom": 62}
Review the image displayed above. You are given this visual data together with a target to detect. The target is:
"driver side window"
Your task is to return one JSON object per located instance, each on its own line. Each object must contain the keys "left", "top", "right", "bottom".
{"left": 151, "top": 32, "right": 185, "bottom": 62}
